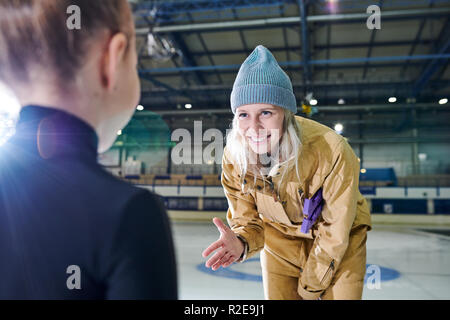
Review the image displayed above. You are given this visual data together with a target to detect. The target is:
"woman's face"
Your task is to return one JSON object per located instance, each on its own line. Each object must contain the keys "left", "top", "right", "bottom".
{"left": 236, "top": 104, "right": 285, "bottom": 155}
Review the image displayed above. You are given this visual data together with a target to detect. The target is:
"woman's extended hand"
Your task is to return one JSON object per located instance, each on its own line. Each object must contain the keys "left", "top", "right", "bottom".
{"left": 202, "top": 217, "right": 245, "bottom": 271}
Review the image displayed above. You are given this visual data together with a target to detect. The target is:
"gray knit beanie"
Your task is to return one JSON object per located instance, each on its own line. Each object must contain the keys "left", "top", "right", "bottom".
{"left": 230, "top": 45, "right": 297, "bottom": 114}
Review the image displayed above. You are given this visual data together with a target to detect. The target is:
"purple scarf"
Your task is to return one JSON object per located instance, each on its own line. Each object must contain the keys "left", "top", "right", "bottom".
{"left": 300, "top": 188, "right": 324, "bottom": 234}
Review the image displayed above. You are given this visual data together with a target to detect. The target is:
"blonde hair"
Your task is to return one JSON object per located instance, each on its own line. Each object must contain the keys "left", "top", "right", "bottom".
{"left": 225, "top": 109, "right": 302, "bottom": 191}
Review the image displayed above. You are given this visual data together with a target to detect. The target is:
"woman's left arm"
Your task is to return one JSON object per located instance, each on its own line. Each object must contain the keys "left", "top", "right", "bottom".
{"left": 298, "top": 138, "right": 360, "bottom": 300}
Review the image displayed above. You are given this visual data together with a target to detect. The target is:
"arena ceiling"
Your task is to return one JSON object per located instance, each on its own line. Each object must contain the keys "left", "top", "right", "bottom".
{"left": 129, "top": 0, "right": 450, "bottom": 114}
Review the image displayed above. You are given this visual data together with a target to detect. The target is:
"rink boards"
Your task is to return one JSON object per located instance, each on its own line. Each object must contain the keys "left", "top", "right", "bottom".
{"left": 136, "top": 185, "right": 450, "bottom": 215}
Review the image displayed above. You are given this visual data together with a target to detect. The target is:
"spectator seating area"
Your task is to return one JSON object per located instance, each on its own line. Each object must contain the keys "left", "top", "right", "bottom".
{"left": 359, "top": 168, "right": 397, "bottom": 187}
{"left": 122, "top": 174, "right": 222, "bottom": 186}
{"left": 397, "top": 175, "right": 450, "bottom": 187}
{"left": 121, "top": 168, "right": 449, "bottom": 188}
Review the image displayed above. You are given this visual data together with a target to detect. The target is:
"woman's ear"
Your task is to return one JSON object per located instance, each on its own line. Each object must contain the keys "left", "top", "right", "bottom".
{"left": 100, "top": 32, "right": 128, "bottom": 91}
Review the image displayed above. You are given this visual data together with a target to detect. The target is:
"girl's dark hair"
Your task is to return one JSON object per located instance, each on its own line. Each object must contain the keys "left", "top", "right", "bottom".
{"left": 0, "top": 0, "right": 132, "bottom": 87}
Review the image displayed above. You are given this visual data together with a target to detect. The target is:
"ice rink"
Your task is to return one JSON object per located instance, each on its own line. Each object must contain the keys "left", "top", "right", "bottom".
{"left": 171, "top": 218, "right": 450, "bottom": 300}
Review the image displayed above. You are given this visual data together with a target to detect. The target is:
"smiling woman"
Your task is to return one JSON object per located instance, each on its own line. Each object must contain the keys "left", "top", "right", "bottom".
{"left": 202, "top": 45, "right": 372, "bottom": 301}
{"left": 236, "top": 104, "right": 284, "bottom": 155}
{"left": 228, "top": 104, "right": 302, "bottom": 180}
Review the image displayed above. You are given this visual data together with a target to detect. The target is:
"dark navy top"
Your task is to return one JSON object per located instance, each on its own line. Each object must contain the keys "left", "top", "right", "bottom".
{"left": 0, "top": 106, "right": 177, "bottom": 299}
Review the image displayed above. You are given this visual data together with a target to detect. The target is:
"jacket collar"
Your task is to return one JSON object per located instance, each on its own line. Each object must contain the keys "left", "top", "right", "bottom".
{"left": 12, "top": 105, "right": 99, "bottom": 161}
{"left": 265, "top": 155, "right": 297, "bottom": 177}
{"left": 238, "top": 155, "right": 300, "bottom": 190}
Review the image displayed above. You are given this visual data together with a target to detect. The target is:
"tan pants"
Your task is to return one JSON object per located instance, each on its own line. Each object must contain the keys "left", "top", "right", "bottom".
{"left": 261, "top": 224, "right": 368, "bottom": 300}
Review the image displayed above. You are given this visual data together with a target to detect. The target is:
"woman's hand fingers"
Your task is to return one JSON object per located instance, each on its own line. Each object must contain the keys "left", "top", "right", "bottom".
{"left": 221, "top": 255, "right": 237, "bottom": 269}
{"left": 202, "top": 239, "right": 222, "bottom": 258}
{"left": 205, "top": 248, "right": 227, "bottom": 268}
{"left": 202, "top": 217, "right": 243, "bottom": 270}
{"left": 202, "top": 218, "right": 231, "bottom": 258}
{"left": 213, "top": 217, "right": 230, "bottom": 235}
{"left": 211, "top": 252, "right": 234, "bottom": 271}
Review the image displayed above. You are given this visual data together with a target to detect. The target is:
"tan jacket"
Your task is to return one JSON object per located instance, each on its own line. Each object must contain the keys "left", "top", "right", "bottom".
{"left": 222, "top": 116, "right": 372, "bottom": 299}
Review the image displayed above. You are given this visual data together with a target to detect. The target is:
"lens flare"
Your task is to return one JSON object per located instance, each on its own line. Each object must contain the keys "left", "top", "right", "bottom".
{"left": 0, "top": 83, "right": 21, "bottom": 146}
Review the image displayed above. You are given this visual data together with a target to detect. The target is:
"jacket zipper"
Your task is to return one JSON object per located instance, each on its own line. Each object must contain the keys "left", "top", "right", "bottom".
{"left": 267, "top": 179, "right": 279, "bottom": 202}
{"left": 320, "top": 259, "right": 335, "bottom": 285}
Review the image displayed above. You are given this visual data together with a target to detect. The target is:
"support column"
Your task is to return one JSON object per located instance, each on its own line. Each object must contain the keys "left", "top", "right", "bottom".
{"left": 411, "top": 109, "right": 419, "bottom": 175}
{"left": 359, "top": 112, "right": 364, "bottom": 169}
{"left": 297, "top": 0, "right": 311, "bottom": 95}
{"left": 427, "top": 198, "right": 435, "bottom": 215}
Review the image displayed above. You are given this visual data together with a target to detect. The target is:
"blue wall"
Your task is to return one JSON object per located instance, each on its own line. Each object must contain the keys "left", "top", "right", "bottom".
{"left": 435, "top": 200, "right": 450, "bottom": 214}
{"left": 162, "top": 196, "right": 450, "bottom": 214}
{"left": 371, "top": 199, "right": 428, "bottom": 214}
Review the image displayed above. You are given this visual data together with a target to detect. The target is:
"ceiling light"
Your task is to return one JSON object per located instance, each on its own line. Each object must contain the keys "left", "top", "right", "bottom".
{"left": 439, "top": 98, "right": 448, "bottom": 105}
{"left": 418, "top": 153, "right": 427, "bottom": 161}
{"left": 334, "top": 123, "right": 344, "bottom": 134}
{"left": 388, "top": 97, "right": 397, "bottom": 103}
